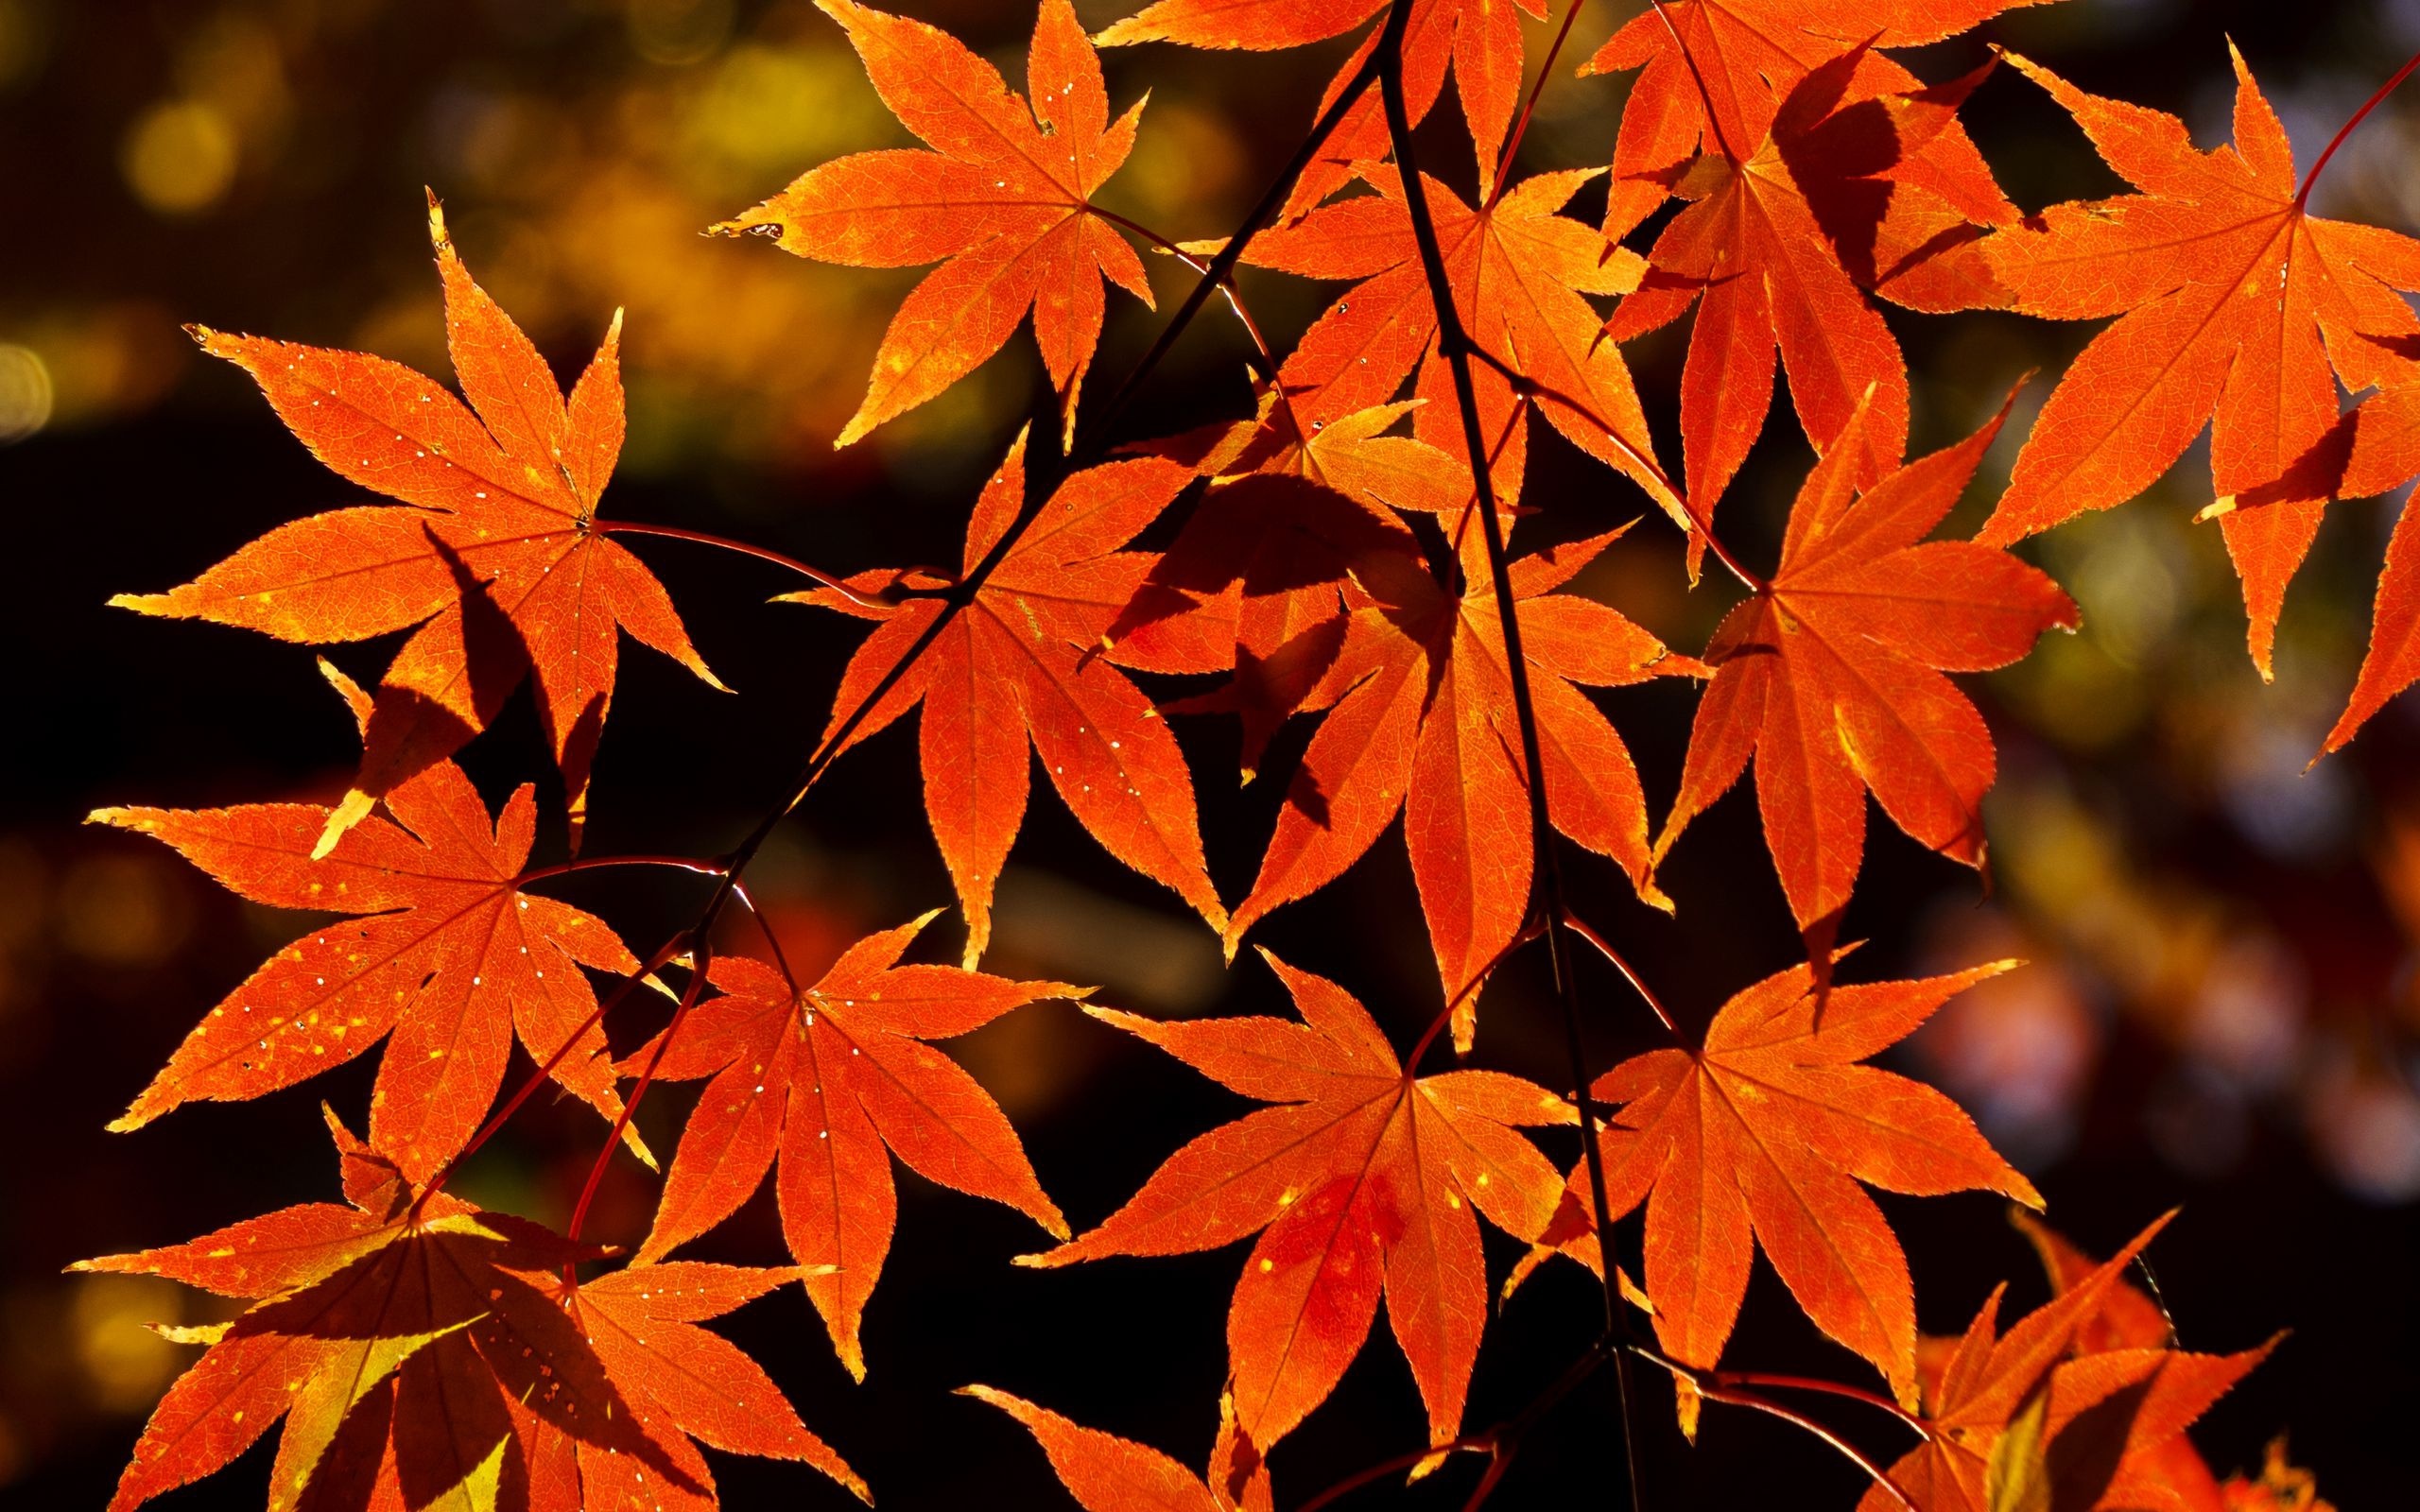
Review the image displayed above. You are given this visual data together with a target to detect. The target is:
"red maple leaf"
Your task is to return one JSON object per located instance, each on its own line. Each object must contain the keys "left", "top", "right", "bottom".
{"left": 796, "top": 438, "right": 1226, "bottom": 962}
{"left": 626, "top": 915, "right": 1081, "bottom": 1379}
{"left": 1024, "top": 953, "right": 1576, "bottom": 1452}
{"left": 93, "top": 738, "right": 643, "bottom": 1184}
{"left": 112, "top": 198, "right": 718, "bottom": 853}
{"left": 1653, "top": 394, "right": 2076, "bottom": 947}
{"left": 1224, "top": 526, "right": 1686, "bottom": 1011}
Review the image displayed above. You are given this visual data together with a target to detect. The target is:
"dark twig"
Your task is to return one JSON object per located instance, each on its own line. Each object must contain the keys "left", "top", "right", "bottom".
{"left": 1375, "top": 8, "right": 1641, "bottom": 1505}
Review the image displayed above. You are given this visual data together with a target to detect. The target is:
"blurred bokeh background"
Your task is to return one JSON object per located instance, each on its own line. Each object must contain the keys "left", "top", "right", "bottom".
{"left": 4, "top": 0, "right": 2418, "bottom": 1505}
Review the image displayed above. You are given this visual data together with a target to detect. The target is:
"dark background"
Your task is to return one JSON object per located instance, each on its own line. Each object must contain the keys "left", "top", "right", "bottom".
{"left": 3, "top": 0, "right": 2417, "bottom": 1506}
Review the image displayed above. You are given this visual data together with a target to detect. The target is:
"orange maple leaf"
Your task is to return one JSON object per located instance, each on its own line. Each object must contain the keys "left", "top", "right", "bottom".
{"left": 966, "top": 1384, "right": 1273, "bottom": 1512}
{"left": 112, "top": 197, "right": 718, "bottom": 854}
{"left": 1231, "top": 163, "right": 1680, "bottom": 528}
{"left": 82, "top": 1111, "right": 863, "bottom": 1511}
{"left": 1863, "top": 1214, "right": 2276, "bottom": 1512}
{"left": 2221, "top": 381, "right": 2420, "bottom": 757}
{"left": 1023, "top": 953, "right": 1576, "bottom": 1452}
{"left": 624, "top": 916, "right": 1082, "bottom": 1379}
{"left": 1605, "top": 45, "right": 2014, "bottom": 566}
{"left": 793, "top": 438, "right": 1226, "bottom": 963}
{"left": 1653, "top": 393, "right": 2076, "bottom": 947}
{"left": 1224, "top": 526, "right": 1684, "bottom": 1012}
{"left": 1528, "top": 958, "right": 2041, "bottom": 1407}
{"left": 92, "top": 743, "right": 644, "bottom": 1184}
{"left": 720, "top": 0, "right": 1153, "bottom": 447}
{"left": 1585, "top": 0, "right": 2050, "bottom": 239}
{"left": 1979, "top": 44, "right": 2420, "bottom": 676}
{"left": 1098, "top": 0, "right": 1545, "bottom": 221}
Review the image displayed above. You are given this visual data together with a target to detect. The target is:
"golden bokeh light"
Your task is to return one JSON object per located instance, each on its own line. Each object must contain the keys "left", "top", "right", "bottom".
{"left": 119, "top": 100, "right": 237, "bottom": 216}
{"left": 0, "top": 345, "right": 51, "bottom": 444}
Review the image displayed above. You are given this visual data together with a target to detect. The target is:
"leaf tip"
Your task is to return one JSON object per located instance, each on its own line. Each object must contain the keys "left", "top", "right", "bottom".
{"left": 2197, "top": 495, "right": 2238, "bottom": 522}
{"left": 107, "top": 591, "right": 173, "bottom": 616}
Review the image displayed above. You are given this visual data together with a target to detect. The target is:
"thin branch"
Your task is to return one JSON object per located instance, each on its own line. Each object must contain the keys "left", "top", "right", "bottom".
{"left": 2297, "top": 45, "right": 2420, "bottom": 208}
{"left": 599, "top": 521, "right": 894, "bottom": 610}
{"left": 1486, "top": 0, "right": 1590, "bottom": 210}
{"left": 1297, "top": 1334, "right": 1619, "bottom": 1512}
{"left": 1089, "top": 204, "right": 1322, "bottom": 468}
{"left": 411, "top": 928, "right": 694, "bottom": 1218}
{"left": 1376, "top": 11, "right": 1641, "bottom": 1509}
{"left": 1406, "top": 914, "right": 1548, "bottom": 1073}
{"left": 568, "top": 941, "right": 713, "bottom": 1246}
{"left": 517, "top": 852, "right": 724, "bottom": 885}
{"left": 1461, "top": 341, "right": 1763, "bottom": 592}
{"left": 1630, "top": 1349, "right": 1918, "bottom": 1511}
{"left": 1559, "top": 906, "right": 1679, "bottom": 1039}
{"left": 1294, "top": 1435, "right": 1495, "bottom": 1512}
{"left": 1091, "top": 33, "right": 1395, "bottom": 443}
{"left": 1714, "top": 1371, "right": 1929, "bottom": 1440}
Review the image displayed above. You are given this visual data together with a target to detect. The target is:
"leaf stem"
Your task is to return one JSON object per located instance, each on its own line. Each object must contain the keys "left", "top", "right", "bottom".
{"left": 567, "top": 942, "right": 713, "bottom": 1246}
{"left": 1377, "top": 10, "right": 1642, "bottom": 1507}
{"left": 517, "top": 853, "right": 724, "bottom": 885}
{"left": 1559, "top": 906, "right": 1679, "bottom": 1038}
{"left": 2295, "top": 44, "right": 2420, "bottom": 208}
{"left": 411, "top": 928, "right": 693, "bottom": 1219}
{"left": 1630, "top": 1349, "right": 1919, "bottom": 1511}
{"left": 599, "top": 521, "right": 895, "bottom": 610}
{"left": 1713, "top": 1370, "right": 1929, "bottom": 1439}
{"left": 1460, "top": 342, "right": 1763, "bottom": 591}
{"left": 1087, "top": 204, "right": 1321, "bottom": 464}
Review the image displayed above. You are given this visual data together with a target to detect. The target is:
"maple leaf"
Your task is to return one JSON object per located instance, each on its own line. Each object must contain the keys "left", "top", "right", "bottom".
{"left": 1526, "top": 957, "right": 2041, "bottom": 1408}
{"left": 2219, "top": 384, "right": 2420, "bottom": 757}
{"left": 1230, "top": 163, "right": 1682, "bottom": 529}
{"left": 965, "top": 1384, "right": 1273, "bottom": 1512}
{"left": 718, "top": 0, "right": 1152, "bottom": 447}
{"left": 792, "top": 438, "right": 1226, "bottom": 964}
{"left": 1604, "top": 45, "right": 2016, "bottom": 564}
{"left": 1583, "top": 0, "right": 2052, "bottom": 239}
{"left": 1862, "top": 1213, "right": 2276, "bottom": 1512}
{"left": 92, "top": 743, "right": 646, "bottom": 1185}
{"left": 1222, "top": 525, "right": 1685, "bottom": 1013}
{"left": 1022, "top": 953, "right": 1576, "bottom": 1452}
{"left": 1977, "top": 44, "right": 2420, "bottom": 676}
{"left": 83, "top": 1110, "right": 863, "bottom": 1512}
{"left": 1653, "top": 393, "right": 2077, "bottom": 949}
{"left": 624, "top": 916, "right": 1082, "bottom": 1379}
{"left": 1097, "top": 0, "right": 1546, "bottom": 221}
{"left": 112, "top": 197, "right": 719, "bottom": 855}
